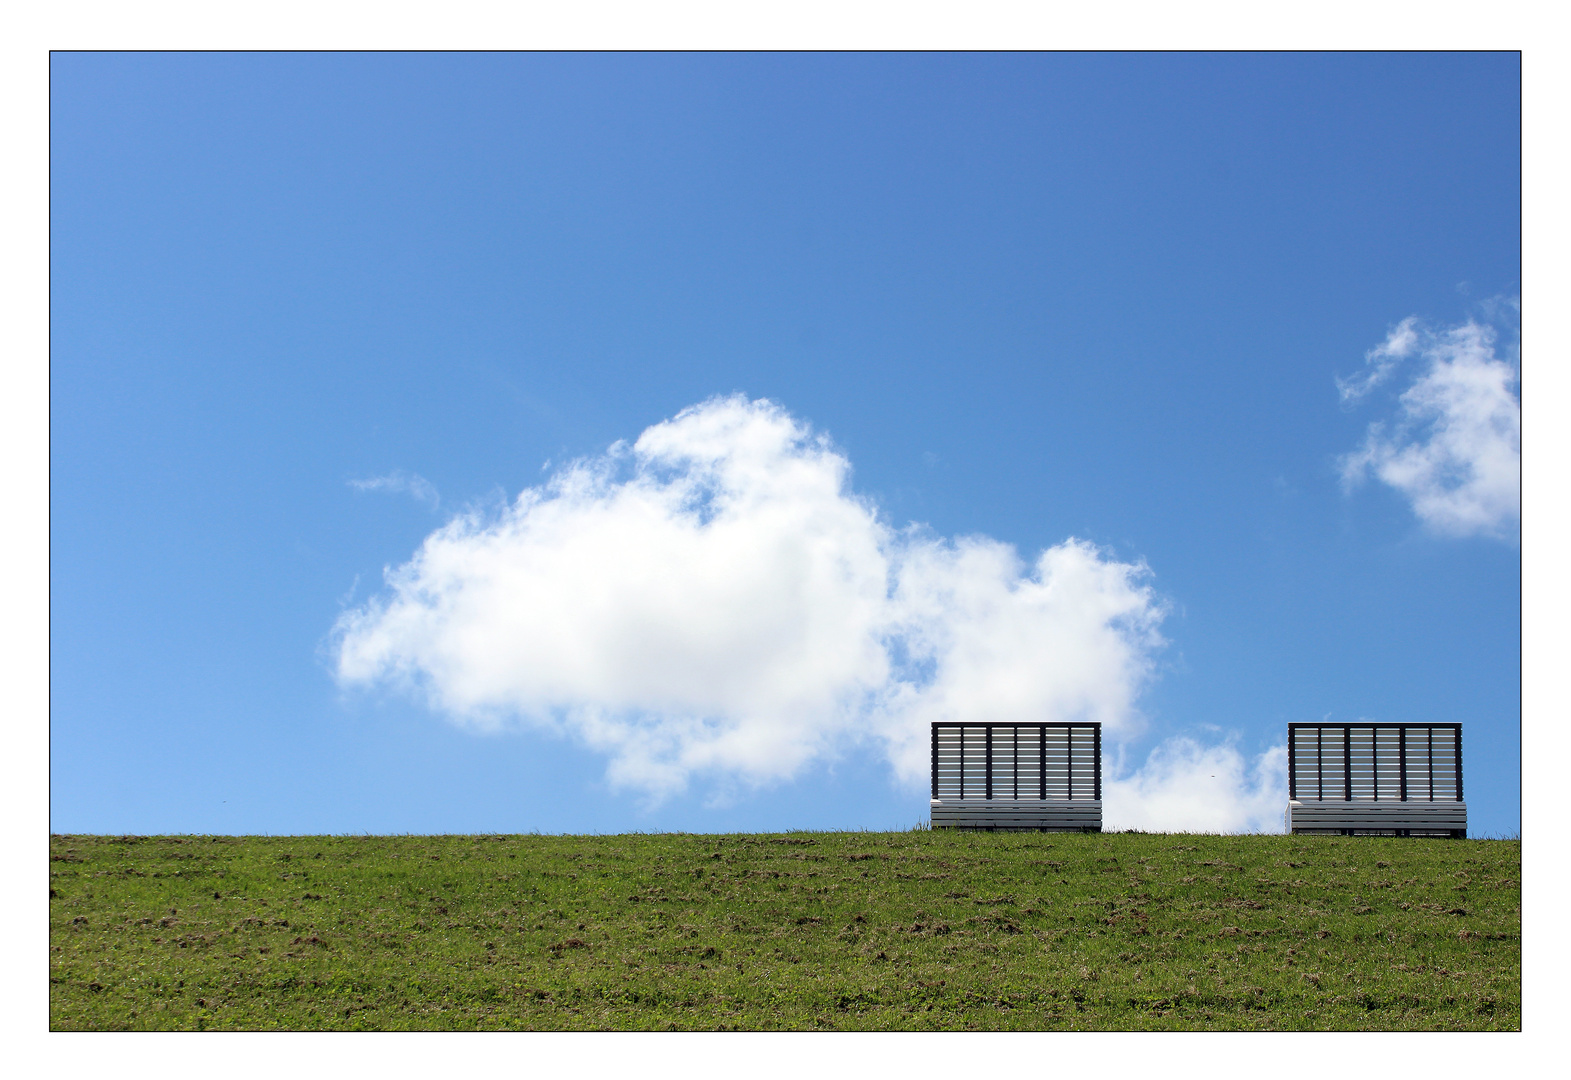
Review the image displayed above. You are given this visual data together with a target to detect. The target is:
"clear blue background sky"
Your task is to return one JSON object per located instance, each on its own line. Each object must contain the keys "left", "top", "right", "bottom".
{"left": 51, "top": 52, "right": 1519, "bottom": 835}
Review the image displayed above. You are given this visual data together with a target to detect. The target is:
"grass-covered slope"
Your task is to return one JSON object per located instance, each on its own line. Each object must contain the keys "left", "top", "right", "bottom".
{"left": 49, "top": 831, "right": 1519, "bottom": 1030}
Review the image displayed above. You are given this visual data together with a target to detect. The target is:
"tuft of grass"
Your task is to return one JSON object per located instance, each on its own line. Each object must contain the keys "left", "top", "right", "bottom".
{"left": 49, "top": 831, "right": 1519, "bottom": 1030}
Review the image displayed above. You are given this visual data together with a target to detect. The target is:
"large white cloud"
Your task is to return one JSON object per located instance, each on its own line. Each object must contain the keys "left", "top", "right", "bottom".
{"left": 1339, "top": 307, "right": 1520, "bottom": 538}
{"left": 333, "top": 395, "right": 1170, "bottom": 801}
{"left": 1103, "top": 738, "right": 1288, "bottom": 834}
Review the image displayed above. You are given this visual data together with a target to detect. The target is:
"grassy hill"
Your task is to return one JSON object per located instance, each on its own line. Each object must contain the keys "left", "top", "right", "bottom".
{"left": 49, "top": 830, "right": 1519, "bottom": 1030}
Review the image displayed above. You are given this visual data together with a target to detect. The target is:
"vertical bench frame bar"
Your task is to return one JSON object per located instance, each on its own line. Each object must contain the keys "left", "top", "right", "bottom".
{"left": 985, "top": 726, "right": 993, "bottom": 801}
{"left": 1093, "top": 724, "right": 1101, "bottom": 801}
{"left": 1399, "top": 727, "right": 1408, "bottom": 802}
{"left": 1456, "top": 727, "right": 1463, "bottom": 801}
{"left": 1288, "top": 728, "right": 1297, "bottom": 800}
{"left": 1316, "top": 727, "right": 1323, "bottom": 800}
{"left": 1343, "top": 727, "right": 1353, "bottom": 801}
{"left": 1038, "top": 724, "right": 1046, "bottom": 801}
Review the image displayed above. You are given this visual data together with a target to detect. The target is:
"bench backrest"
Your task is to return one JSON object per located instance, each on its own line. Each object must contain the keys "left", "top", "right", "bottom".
{"left": 1288, "top": 724, "right": 1462, "bottom": 802}
{"left": 931, "top": 722, "right": 1101, "bottom": 801}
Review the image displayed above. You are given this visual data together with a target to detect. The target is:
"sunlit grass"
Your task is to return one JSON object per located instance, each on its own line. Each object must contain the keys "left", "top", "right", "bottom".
{"left": 50, "top": 830, "right": 1518, "bottom": 1030}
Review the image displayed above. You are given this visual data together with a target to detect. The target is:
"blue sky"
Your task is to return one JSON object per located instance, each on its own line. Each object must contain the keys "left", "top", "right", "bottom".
{"left": 50, "top": 52, "right": 1520, "bottom": 836}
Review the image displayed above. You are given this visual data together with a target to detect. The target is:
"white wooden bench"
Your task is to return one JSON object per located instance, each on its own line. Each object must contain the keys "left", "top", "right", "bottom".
{"left": 1285, "top": 724, "right": 1466, "bottom": 838}
{"left": 929, "top": 723, "right": 1102, "bottom": 832}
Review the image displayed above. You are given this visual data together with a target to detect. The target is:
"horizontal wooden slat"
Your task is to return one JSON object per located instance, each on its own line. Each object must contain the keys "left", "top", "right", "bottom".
{"left": 1288, "top": 724, "right": 1461, "bottom": 802}
{"left": 1286, "top": 800, "right": 1466, "bottom": 832}
{"left": 932, "top": 723, "right": 1100, "bottom": 801}
{"left": 931, "top": 798, "right": 1101, "bottom": 831}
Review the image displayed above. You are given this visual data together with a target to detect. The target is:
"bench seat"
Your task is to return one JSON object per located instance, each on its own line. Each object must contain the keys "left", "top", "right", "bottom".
{"left": 1286, "top": 799, "right": 1466, "bottom": 837}
{"left": 930, "top": 798, "right": 1101, "bottom": 832}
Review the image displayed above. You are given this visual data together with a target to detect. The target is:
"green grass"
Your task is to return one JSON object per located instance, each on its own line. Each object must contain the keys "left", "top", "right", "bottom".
{"left": 49, "top": 830, "right": 1519, "bottom": 1030}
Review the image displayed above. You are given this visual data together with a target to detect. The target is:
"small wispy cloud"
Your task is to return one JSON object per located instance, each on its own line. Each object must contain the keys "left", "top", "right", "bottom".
{"left": 336, "top": 573, "right": 362, "bottom": 609}
{"left": 1336, "top": 316, "right": 1420, "bottom": 404}
{"left": 1338, "top": 303, "right": 1519, "bottom": 539}
{"left": 1104, "top": 737, "right": 1287, "bottom": 834}
{"left": 348, "top": 470, "right": 440, "bottom": 511}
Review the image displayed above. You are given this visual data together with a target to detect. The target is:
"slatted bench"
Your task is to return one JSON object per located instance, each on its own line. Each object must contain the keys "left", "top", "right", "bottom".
{"left": 1285, "top": 723, "right": 1466, "bottom": 838}
{"left": 930, "top": 722, "right": 1102, "bottom": 832}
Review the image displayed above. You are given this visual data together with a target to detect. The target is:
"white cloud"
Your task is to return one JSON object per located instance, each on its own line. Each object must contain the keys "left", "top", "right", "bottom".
{"left": 1103, "top": 738, "right": 1288, "bottom": 834}
{"left": 1339, "top": 308, "right": 1520, "bottom": 538}
{"left": 333, "top": 395, "right": 1168, "bottom": 801}
{"left": 1336, "top": 315, "right": 1420, "bottom": 404}
{"left": 349, "top": 470, "right": 440, "bottom": 510}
